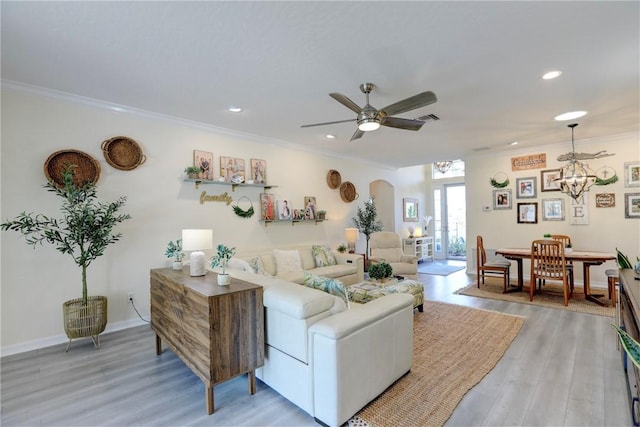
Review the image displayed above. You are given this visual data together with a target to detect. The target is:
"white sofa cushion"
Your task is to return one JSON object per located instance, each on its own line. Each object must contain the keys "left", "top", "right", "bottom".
{"left": 273, "top": 249, "right": 303, "bottom": 277}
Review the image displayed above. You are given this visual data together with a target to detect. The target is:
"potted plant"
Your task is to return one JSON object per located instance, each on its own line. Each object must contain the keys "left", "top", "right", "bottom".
{"left": 543, "top": 233, "right": 552, "bottom": 239}
{"left": 317, "top": 210, "right": 326, "bottom": 220}
{"left": 1, "top": 165, "right": 131, "bottom": 351}
{"left": 210, "top": 243, "right": 236, "bottom": 286}
{"left": 565, "top": 243, "right": 573, "bottom": 253}
{"left": 184, "top": 166, "right": 202, "bottom": 179}
{"left": 337, "top": 243, "right": 347, "bottom": 253}
{"left": 353, "top": 197, "right": 383, "bottom": 260}
{"left": 368, "top": 262, "right": 393, "bottom": 282}
{"left": 165, "top": 239, "right": 184, "bottom": 270}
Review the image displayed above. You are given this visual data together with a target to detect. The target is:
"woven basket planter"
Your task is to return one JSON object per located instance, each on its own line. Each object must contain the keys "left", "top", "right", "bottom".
{"left": 63, "top": 296, "right": 108, "bottom": 351}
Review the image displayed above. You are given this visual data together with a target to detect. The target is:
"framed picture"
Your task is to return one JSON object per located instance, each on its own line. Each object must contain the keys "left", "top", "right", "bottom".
{"left": 493, "top": 189, "right": 512, "bottom": 210}
{"left": 220, "top": 156, "right": 246, "bottom": 183}
{"left": 542, "top": 198, "right": 565, "bottom": 221}
{"left": 403, "top": 198, "right": 419, "bottom": 221}
{"left": 260, "top": 193, "right": 275, "bottom": 220}
{"left": 624, "top": 161, "right": 640, "bottom": 187}
{"left": 250, "top": 159, "right": 267, "bottom": 184}
{"left": 516, "top": 177, "right": 537, "bottom": 199}
{"left": 304, "top": 196, "right": 317, "bottom": 220}
{"left": 193, "top": 150, "right": 213, "bottom": 180}
{"left": 540, "top": 169, "right": 562, "bottom": 192}
{"left": 595, "top": 193, "right": 615, "bottom": 208}
{"left": 624, "top": 193, "right": 640, "bottom": 218}
{"left": 276, "top": 199, "right": 292, "bottom": 220}
{"left": 292, "top": 209, "right": 304, "bottom": 220}
{"left": 517, "top": 202, "right": 538, "bottom": 224}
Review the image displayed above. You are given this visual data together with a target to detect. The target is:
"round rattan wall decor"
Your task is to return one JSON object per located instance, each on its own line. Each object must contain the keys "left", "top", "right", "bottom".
{"left": 101, "top": 136, "right": 146, "bottom": 171}
{"left": 340, "top": 181, "right": 358, "bottom": 203}
{"left": 326, "top": 169, "right": 342, "bottom": 189}
{"left": 44, "top": 149, "right": 101, "bottom": 188}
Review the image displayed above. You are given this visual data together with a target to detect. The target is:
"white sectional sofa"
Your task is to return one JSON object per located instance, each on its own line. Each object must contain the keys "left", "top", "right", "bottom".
{"left": 221, "top": 244, "right": 414, "bottom": 427}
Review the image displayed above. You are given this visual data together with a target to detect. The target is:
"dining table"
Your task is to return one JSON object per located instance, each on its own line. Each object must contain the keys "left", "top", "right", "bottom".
{"left": 495, "top": 247, "right": 616, "bottom": 306}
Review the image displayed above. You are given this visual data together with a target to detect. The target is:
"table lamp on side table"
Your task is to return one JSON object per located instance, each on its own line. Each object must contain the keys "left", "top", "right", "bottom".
{"left": 345, "top": 228, "right": 359, "bottom": 254}
{"left": 182, "top": 229, "right": 213, "bottom": 277}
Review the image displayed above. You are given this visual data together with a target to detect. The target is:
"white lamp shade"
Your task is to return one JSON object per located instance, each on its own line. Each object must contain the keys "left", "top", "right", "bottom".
{"left": 181, "top": 229, "right": 213, "bottom": 251}
{"left": 345, "top": 228, "right": 359, "bottom": 244}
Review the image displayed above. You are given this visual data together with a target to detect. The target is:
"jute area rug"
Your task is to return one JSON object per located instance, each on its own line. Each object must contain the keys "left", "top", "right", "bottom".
{"left": 456, "top": 276, "right": 615, "bottom": 317}
{"left": 348, "top": 300, "right": 523, "bottom": 427}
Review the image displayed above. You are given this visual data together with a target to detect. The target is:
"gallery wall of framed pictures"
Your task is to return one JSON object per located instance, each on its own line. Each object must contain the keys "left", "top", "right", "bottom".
{"left": 190, "top": 150, "right": 268, "bottom": 185}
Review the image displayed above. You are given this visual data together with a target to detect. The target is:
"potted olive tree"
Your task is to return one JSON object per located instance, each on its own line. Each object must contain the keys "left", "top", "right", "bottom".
{"left": 353, "top": 197, "right": 383, "bottom": 262}
{"left": 210, "top": 243, "right": 236, "bottom": 286}
{"left": 1, "top": 165, "right": 131, "bottom": 351}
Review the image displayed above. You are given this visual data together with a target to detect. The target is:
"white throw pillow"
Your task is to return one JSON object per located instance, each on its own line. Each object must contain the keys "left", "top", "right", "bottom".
{"left": 227, "top": 257, "right": 253, "bottom": 273}
{"left": 273, "top": 249, "right": 303, "bottom": 276}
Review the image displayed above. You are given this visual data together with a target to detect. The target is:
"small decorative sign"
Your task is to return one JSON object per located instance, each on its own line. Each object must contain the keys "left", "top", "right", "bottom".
{"left": 199, "top": 191, "right": 232, "bottom": 205}
{"left": 595, "top": 193, "right": 615, "bottom": 208}
{"left": 511, "top": 154, "right": 546, "bottom": 171}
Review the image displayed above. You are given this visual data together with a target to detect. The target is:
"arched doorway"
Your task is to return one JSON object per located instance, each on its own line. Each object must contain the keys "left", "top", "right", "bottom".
{"left": 370, "top": 180, "right": 395, "bottom": 231}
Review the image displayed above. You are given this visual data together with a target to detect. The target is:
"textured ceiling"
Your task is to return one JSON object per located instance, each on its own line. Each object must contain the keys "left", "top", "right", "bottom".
{"left": 2, "top": 1, "right": 638, "bottom": 168}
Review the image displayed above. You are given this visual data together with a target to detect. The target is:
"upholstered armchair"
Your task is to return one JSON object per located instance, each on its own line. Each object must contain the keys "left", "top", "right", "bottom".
{"left": 369, "top": 232, "right": 418, "bottom": 280}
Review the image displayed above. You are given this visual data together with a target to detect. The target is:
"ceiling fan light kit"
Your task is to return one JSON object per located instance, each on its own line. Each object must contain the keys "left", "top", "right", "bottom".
{"left": 301, "top": 82, "right": 437, "bottom": 141}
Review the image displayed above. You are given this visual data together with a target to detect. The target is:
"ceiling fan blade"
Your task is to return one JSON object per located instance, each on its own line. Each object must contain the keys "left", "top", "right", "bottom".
{"left": 301, "top": 118, "right": 356, "bottom": 128}
{"left": 350, "top": 128, "right": 365, "bottom": 141}
{"left": 329, "top": 93, "right": 362, "bottom": 114}
{"left": 380, "top": 91, "right": 438, "bottom": 116}
{"left": 381, "top": 116, "right": 425, "bottom": 131}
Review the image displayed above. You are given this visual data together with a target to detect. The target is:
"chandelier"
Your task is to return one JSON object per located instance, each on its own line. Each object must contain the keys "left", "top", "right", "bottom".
{"left": 554, "top": 123, "right": 596, "bottom": 201}
{"left": 433, "top": 161, "right": 453, "bottom": 174}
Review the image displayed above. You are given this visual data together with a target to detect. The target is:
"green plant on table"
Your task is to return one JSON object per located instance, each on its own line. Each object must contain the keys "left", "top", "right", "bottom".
{"left": 165, "top": 239, "right": 184, "bottom": 262}
{"left": 1, "top": 165, "right": 131, "bottom": 306}
{"left": 337, "top": 243, "right": 347, "bottom": 253}
{"left": 368, "top": 262, "right": 393, "bottom": 281}
{"left": 184, "top": 166, "right": 202, "bottom": 174}
{"left": 210, "top": 243, "right": 236, "bottom": 274}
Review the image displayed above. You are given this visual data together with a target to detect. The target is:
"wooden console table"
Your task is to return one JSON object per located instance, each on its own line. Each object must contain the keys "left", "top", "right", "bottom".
{"left": 150, "top": 268, "right": 264, "bottom": 414}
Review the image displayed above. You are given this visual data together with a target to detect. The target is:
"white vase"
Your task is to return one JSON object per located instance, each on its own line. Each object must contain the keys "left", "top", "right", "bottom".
{"left": 565, "top": 248, "right": 573, "bottom": 253}
{"left": 172, "top": 260, "right": 183, "bottom": 270}
{"left": 217, "top": 273, "right": 230, "bottom": 286}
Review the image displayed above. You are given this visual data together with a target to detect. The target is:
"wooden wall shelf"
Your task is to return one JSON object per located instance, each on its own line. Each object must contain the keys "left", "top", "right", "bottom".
{"left": 184, "top": 178, "right": 277, "bottom": 191}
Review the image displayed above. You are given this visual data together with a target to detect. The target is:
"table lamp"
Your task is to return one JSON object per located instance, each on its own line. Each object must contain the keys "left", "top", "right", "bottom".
{"left": 345, "top": 228, "right": 359, "bottom": 253}
{"left": 182, "top": 229, "right": 213, "bottom": 277}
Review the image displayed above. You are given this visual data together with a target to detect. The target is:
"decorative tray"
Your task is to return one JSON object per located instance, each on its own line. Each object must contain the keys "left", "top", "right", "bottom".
{"left": 101, "top": 136, "right": 146, "bottom": 171}
{"left": 327, "top": 169, "right": 342, "bottom": 189}
{"left": 340, "top": 181, "right": 358, "bottom": 203}
{"left": 44, "top": 149, "right": 101, "bottom": 188}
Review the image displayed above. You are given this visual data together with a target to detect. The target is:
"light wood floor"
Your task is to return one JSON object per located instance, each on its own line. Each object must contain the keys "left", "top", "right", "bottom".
{"left": 1, "top": 264, "right": 632, "bottom": 426}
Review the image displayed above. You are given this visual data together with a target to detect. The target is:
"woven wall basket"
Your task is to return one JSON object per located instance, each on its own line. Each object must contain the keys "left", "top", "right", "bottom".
{"left": 44, "top": 149, "right": 101, "bottom": 188}
{"left": 101, "top": 136, "right": 146, "bottom": 171}
{"left": 340, "top": 181, "right": 358, "bottom": 203}
{"left": 326, "top": 169, "right": 342, "bottom": 189}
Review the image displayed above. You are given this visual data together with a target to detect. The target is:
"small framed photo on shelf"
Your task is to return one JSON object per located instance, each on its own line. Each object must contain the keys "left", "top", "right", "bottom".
{"left": 304, "top": 196, "right": 317, "bottom": 220}
{"left": 517, "top": 202, "right": 538, "bottom": 224}
{"left": 292, "top": 209, "right": 304, "bottom": 220}
{"left": 220, "top": 156, "right": 246, "bottom": 183}
{"left": 540, "top": 169, "right": 562, "bottom": 192}
{"left": 542, "top": 198, "right": 565, "bottom": 221}
{"left": 260, "top": 193, "right": 276, "bottom": 220}
{"left": 193, "top": 150, "right": 213, "bottom": 180}
{"left": 516, "top": 177, "right": 537, "bottom": 199}
{"left": 624, "top": 193, "right": 640, "bottom": 218}
{"left": 493, "top": 189, "right": 512, "bottom": 210}
{"left": 624, "top": 161, "right": 640, "bottom": 187}
{"left": 250, "top": 159, "right": 267, "bottom": 184}
{"left": 276, "top": 199, "right": 292, "bottom": 220}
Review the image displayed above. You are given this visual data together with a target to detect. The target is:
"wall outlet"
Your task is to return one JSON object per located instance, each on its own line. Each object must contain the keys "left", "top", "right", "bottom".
{"left": 127, "top": 292, "right": 134, "bottom": 303}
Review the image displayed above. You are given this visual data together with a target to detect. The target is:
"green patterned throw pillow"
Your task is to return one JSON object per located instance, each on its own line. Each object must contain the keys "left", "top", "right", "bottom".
{"left": 303, "top": 272, "right": 349, "bottom": 308}
{"left": 311, "top": 244, "right": 337, "bottom": 267}
{"left": 248, "top": 256, "right": 269, "bottom": 275}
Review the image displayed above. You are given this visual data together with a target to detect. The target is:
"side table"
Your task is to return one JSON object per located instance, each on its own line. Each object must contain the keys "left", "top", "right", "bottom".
{"left": 150, "top": 268, "right": 264, "bottom": 414}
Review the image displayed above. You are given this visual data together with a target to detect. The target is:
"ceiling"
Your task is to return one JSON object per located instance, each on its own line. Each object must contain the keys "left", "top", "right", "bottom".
{"left": 2, "top": 1, "right": 638, "bottom": 168}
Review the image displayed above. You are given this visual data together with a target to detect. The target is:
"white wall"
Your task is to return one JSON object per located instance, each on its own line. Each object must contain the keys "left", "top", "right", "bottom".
{"left": 466, "top": 132, "right": 640, "bottom": 283}
{"left": 0, "top": 86, "right": 414, "bottom": 354}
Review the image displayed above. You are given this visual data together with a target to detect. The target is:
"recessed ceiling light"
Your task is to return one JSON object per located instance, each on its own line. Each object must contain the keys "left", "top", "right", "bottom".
{"left": 508, "top": 141, "right": 519, "bottom": 146}
{"left": 227, "top": 106, "right": 243, "bottom": 113}
{"left": 554, "top": 111, "right": 587, "bottom": 121}
{"left": 325, "top": 134, "right": 336, "bottom": 139}
{"left": 542, "top": 70, "right": 562, "bottom": 80}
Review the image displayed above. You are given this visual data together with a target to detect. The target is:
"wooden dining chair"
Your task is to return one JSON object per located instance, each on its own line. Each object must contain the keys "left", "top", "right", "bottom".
{"left": 550, "top": 234, "right": 575, "bottom": 292}
{"left": 530, "top": 239, "right": 572, "bottom": 306}
{"left": 476, "top": 235, "right": 511, "bottom": 292}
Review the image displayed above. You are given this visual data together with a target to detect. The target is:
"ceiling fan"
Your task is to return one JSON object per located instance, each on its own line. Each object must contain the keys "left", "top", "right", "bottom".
{"left": 301, "top": 83, "right": 438, "bottom": 141}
